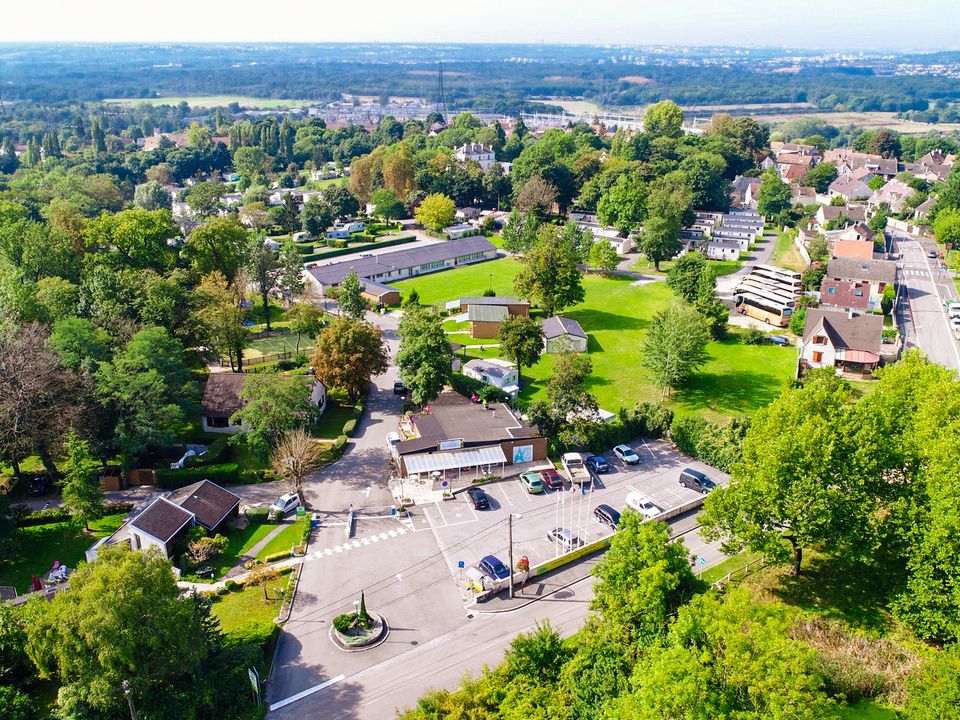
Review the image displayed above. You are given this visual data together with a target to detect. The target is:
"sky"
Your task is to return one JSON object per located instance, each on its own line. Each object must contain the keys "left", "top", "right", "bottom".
{"left": 8, "top": 0, "right": 960, "bottom": 49}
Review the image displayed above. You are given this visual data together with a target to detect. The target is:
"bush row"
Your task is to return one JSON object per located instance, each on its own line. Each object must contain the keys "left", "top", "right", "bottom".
{"left": 243, "top": 507, "right": 273, "bottom": 524}
{"left": 552, "top": 403, "right": 675, "bottom": 456}
{"left": 184, "top": 435, "right": 230, "bottom": 468}
{"left": 341, "top": 396, "right": 366, "bottom": 437}
{"left": 263, "top": 550, "right": 290, "bottom": 563}
{"left": 155, "top": 462, "right": 240, "bottom": 489}
{"left": 300, "top": 235, "right": 415, "bottom": 263}
{"left": 669, "top": 414, "right": 751, "bottom": 473}
{"left": 14, "top": 501, "right": 135, "bottom": 527}
{"left": 450, "top": 373, "right": 511, "bottom": 403}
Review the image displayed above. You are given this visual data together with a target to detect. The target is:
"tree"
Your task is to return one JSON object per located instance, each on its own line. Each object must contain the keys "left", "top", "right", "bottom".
{"left": 803, "top": 162, "right": 839, "bottom": 193}
{"left": 666, "top": 252, "right": 709, "bottom": 303}
{"left": 324, "top": 184, "right": 360, "bottom": 219}
{"left": 301, "top": 197, "right": 334, "bottom": 237}
{"left": 247, "top": 236, "right": 282, "bottom": 331}
{"left": 278, "top": 193, "right": 300, "bottom": 234}
{"left": 643, "top": 100, "right": 684, "bottom": 139}
{"left": 592, "top": 517, "right": 698, "bottom": 643}
{"left": 59, "top": 429, "right": 104, "bottom": 531}
{"left": 641, "top": 303, "right": 710, "bottom": 399}
{"left": 679, "top": 151, "right": 729, "bottom": 210}
{"left": 639, "top": 215, "right": 681, "bottom": 272}
{"left": 587, "top": 239, "right": 620, "bottom": 273}
{"left": 639, "top": 173, "right": 692, "bottom": 271}
{"left": 184, "top": 216, "right": 250, "bottom": 281}
{"left": 84, "top": 207, "right": 178, "bottom": 273}
{"left": 515, "top": 176, "right": 558, "bottom": 217}
{"left": 546, "top": 351, "right": 596, "bottom": 420}
{"left": 902, "top": 644, "right": 960, "bottom": 719}
{"left": 193, "top": 272, "right": 249, "bottom": 371}
{"left": 24, "top": 545, "right": 207, "bottom": 716}
{"left": 513, "top": 225, "right": 585, "bottom": 317}
{"left": 187, "top": 122, "right": 212, "bottom": 149}
{"left": 133, "top": 181, "right": 172, "bottom": 211}
{"left": 370, "top": 188, "right": 405, "bottom": 220}
{"left": 415, "top": 193, "right": 456, "bottom": 231}
{"left": 286, "top": 302, "right": 326, "bottom": 354}
{"left": 337, "top": 269, "right": 368, "bottom": 319}
{"left": 597, "top": 174, "right": 647, "bottom": 236}
{"left": 312, "top": 316, "right": 388, "bottom": 401}
{"left": 230, "top": 373, "right": 316, "bottom": 458}
{"left": 789, "top": 306, "right": 807, "bottom": 336}
{"left": 232, "top": 145, "right": 269, "bottom": 178}
{"left": 396, "top": 307, "right": 454, "bottom": 404}
{"left": 933, "top": 208, "right": 960, "bottom": 246}
{"left": 238, "top": 201, "right": 273, "bottom": 232}
{"left": 96, "top": 327, "right": 190, "bottom": 465}
{"left": 699, "top": 377, "right": 861, "bottom": 575}
{"left": 756, "top": 171, "right": 792, "bottom": 221}
{"left": 184, "top": 181, "right": 224, "bottom": 217}
{"left": 497, "top": 315, "right": 544, "bottom": 380}
{"left": 501, "top": 209, "right": 541, "bottom": 255}
{"left": 49, "top": 317, "right": 110, "bottom": 372}
{"left": 271, "top": 429, "right": 323, "bottom": 507}
{"left": 278, "top": 237, "right": 306, "bottom": 300}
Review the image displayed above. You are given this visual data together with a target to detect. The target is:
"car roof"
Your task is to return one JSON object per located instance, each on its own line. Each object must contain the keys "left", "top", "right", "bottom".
{"left": 554, "top": 528, "right": 576, "bottom": 538}
{"left": 615, "top": 444, "right": 633, "bottom": 451}
{"left": 682, "top": 468, "right": 709, "bottom": 480}
{"left": 468, "top": 486, "right": 485, "bottom": 495}
{"left": 481, "top": 554, "right": 503, "bottom": 565}
{"left": 277, "top": 493, "right": 296, "bottom": 501}
{"left": 596, "top": 503, "right": 619, "bottom": 514}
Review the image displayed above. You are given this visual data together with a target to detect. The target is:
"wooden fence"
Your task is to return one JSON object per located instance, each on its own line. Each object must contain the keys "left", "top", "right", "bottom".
{"left": 220, "top": 346, "right": 315, "bottom": 369}
{"left": 710, "top": 556, "right": 766, "bottom": 589}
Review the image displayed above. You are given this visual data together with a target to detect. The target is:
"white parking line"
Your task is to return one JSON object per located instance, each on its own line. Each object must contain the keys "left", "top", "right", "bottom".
{"left": 433, "top": 502, "right": 448, "bottom": 526}
{"left": 497, "top": 483, "right": 514, "bottom": 506}
{"left": 268, "top": 674, "right": 346, "bottom": 711}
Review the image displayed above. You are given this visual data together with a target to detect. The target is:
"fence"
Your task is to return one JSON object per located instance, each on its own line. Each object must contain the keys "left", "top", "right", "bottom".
{"left": 221, "top": 346, "right": 315, "bottom": 369}
{"left": 710, "top": 555, "right": 766, "bottom": 589}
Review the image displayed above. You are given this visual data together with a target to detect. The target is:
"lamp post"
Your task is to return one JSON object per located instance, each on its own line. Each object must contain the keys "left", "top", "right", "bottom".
{"left": 122, "top": 680, "right": 138, "bottom": 720}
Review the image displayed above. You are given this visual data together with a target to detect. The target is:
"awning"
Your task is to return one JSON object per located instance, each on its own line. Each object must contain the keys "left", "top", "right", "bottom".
{"left": 840, "top": 349, "right": 880, "bottom": 364}
{"left": 404, "top": 446, "right": 507, "bottom": 475}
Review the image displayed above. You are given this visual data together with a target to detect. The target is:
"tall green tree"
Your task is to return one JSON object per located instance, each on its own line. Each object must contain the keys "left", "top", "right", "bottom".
{"left": 58, "top": 429, "right": 104, "bottom": 531}
{"left": 588, "top": 239, "right": 620, "bottom": 273}
{"left": 184, "top": 216, "right": 250, "bottom": 281}
{"left": 312, "top": 316, "right": 388, "bottom": 402}
{"left": 230, "top": 372, "right": 316, "bottom": 458}
{"left": 286, "top": 303, "right": 326, "bottom": 354}
{"left": 643, "top": 101, "right": 685, "bottom": 139}
{"left": 396, "top": 307, "right": 454, "bottom": 404}
{"left": 497, "top": 314, "right": 544, "bottom": 381}
{"left": 301, "top": 197, "right": 334, "bottom": 237}
{"left": 501, "top": 209, "right": 541, "bottom": 255}
{"left": 803, "top": 162, "right": 839, "bottom": 193}
{"left": 415, "top": 193, "right": 456, "bottom": 231}
{"left": 337, "top": 269, "right": 367, "bottom": 319}
{"left": 247, "top": 236, "right": 282, "bottom": 331}
{"left": 193, "top": 272, "right": 249, "bottom": 371}
{"left": 641, "top": 302, "right": 710, "bottom": 399}
{"left": 513, "top": 225, "right": 585, "bottom": 317}
{"left": 756, "top": 170, "right": 792, "bottom": 221}
{"left": 597, "top": 174, "right": 647, "bottom": 236}
{"left": 278, "top": 237, "right": 306, "bottom": 299}
{"left": 639, "top": 172, "right": 692, "bottom": 270}
{"left": 133, "top": 181, "right": 172, "bottom": 211}
{"left": 84, "top": 208, "right": 178, "bottom": 273}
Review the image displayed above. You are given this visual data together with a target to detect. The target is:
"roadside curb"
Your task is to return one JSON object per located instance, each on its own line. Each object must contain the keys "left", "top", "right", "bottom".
{"left": 474, "top": 571, "right": 593, "bottom": 614}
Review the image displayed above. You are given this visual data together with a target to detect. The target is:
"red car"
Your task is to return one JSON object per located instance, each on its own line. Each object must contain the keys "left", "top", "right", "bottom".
{"left": 540, "top": 468, "right": 564, "bottom": 490}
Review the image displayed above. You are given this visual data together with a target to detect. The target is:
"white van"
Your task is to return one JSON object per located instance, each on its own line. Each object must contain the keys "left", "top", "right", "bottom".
{"left": 625, "top": 491, "right": 661, "bottom": 519}
{"left": 386, "top": 432, "right": 402, "bottom": 456}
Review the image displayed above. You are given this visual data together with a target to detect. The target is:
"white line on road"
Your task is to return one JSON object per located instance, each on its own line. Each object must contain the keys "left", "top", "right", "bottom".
{"left": 918, "top": 243, "right": 960, "bottom": 369}
{"left": 268, "top": 674, "right": 346, "bottom": 711}
{"left": 497, "top": 484, "right": 514, "bottom": 506}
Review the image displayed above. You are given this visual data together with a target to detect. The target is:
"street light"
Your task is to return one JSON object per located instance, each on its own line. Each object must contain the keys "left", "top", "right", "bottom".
{"left": 508, "top": 513, "right": 522, "bottom": 599}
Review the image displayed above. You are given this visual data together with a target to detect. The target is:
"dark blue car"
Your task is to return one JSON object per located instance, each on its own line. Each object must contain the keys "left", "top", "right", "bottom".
{"left": 585, "top": 455, "right": 611, "bottom": 473}
{"left": 479, "top": 555, "right": 510, "bottom": 580}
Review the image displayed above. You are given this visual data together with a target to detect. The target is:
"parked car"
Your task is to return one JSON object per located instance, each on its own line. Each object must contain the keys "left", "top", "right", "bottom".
{"left": 679, "top": 468, "right": 716, "bottom": 494}
{"left": 927, "top": 249, "right": 938, "bottom": 258}
{"left": 478, "top": 555, "right": 510, "bottom": 580}
{"left": 547, "top": 527, "right": 581, "bottom": 551}
{"left": 519, "top": 472, "right": 544, "bottom": 494}
{"left": 594, "top": 503, "right": 621, "bottom": 529}
{"left": 539, "top": 468, "right": 564, "bottom": 490}
{"left": 585, "top": 455, "right": 611, "bottom": 473}
{"left": 269, "top": 493, "right": 301, "bottom": 518}
{"left": 612, "top": 444, "right": 640, "bottom": 464}
{"left": 766, "top": 335, "right": 790, "bottom": 346}
{"left": 29, "top": 475, "right": 52, "bottom": 497}
{"left": 625, "top": 490, "right": 661, "bottom": 519}
{"left": 466, "top": 487, "right": 490, "bottom": 510}
{"left": 393, "top": 380, "right": 407, "bottom": 396}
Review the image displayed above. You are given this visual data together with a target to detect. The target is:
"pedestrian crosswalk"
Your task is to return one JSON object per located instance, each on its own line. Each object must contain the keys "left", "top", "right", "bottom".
{"left": 306, "top": 526, "right": 407, "bottom": 561}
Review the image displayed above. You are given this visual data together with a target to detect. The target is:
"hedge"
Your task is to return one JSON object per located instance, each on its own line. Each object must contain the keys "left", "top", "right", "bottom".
{"left": 669, "top": 414, "right": 750, "bottom": 472}
{"left": 244, "top": 507, "right": 272, "bottom": 524}
{"left": 342, "top": 419, "right": 357, "bottom": 437}
{"left": 155, "top": 462, "right": 240, "bottom": 489}
{"left": 451, "top": 373, "right": 510, "bottom": 403}
{"left": 551, "top": 403, "right": 674, "bottom": 456}
{"left": 263, "top": 550, "right": 290, "bottom": 563}
{"left": 14, "top": 501, "right": 135, "bottom": 527}
{"left": 301, "top": 235, "right": 416, "bottom": 263}
{"left": 222, "top": 619, "right": 279, "bottom": 651}
{"left": 184, "top": 435, "right": 230, "bottom": 467}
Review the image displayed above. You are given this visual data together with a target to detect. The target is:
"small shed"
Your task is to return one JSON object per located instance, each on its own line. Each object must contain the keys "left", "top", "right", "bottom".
{"left": 541, "top": 316, "right": 588, "bottom": 353}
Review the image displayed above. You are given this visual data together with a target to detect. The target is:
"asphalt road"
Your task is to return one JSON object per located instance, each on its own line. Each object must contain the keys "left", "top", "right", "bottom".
{"left": 894, "top": 235, "right": 960, "bottom": 371}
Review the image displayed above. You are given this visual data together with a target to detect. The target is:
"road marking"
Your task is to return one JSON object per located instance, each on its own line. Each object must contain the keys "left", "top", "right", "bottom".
{"left": 641, "top": 439, "right": 657, "bottom": 460}
{"left": 433, "top": 502, "right": 448, "bottom": 526}
{"left": 268, "top": 673, "right": 346, "bottom": 712}
{"left": 333, "top": 545, "right": 343, "bottom": 553}
{"left": 497, "top": 484, "right": 514, "bottom": 506}
{"left": 916, "top": 241, "right": 960, "bottom": 369}
{"left": 364, "top": 486, "right": 371, "bottom": 498}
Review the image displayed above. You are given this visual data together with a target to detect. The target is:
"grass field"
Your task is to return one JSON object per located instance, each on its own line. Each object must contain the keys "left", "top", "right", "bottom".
{"left": 255, "top": 518, "right": 308, "bottom": 561}
{"left": 770, "top": 232, "right": 809, "bottom": 273}
{"left": 393, "top": 259, "right": 796, "bottom": 420}
{"left": 699, "top": 550, "right": 764, "bottom": 584}
{"left": 210, "top": 568, "right": 292, "bottom": 634}
{"left": 104, "top": 95, "right": 314, "bottom": 109}
{"left": 180, "top": 522, "right": 277, "bottom": 582}
{"left": 0, "top": 512, "right": 128, "bottom": 594}
{"left": 629, "top": 256, "right": 742, "bottom": 278}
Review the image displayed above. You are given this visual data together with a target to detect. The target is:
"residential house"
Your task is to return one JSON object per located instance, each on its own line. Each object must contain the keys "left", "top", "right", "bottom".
{"left": 913, "top": 196, "right": 936, "bottom": 222}
{"left": 815, "top": 205, "right": 867, "bottom": 228}
{"left": 454, "top": 143, "right": 496, "bottom": 170}
{"left": 201, "top": 372, "right": 327, "bottom": 434}
{"left": 825, "top": 257, "right": 897, "bottom": 310}
{"left": 799, "top": 309, "right": 884, "bottom": 377}
{"left": 819, "top": 279, "right": 871, "bottom": 314}
{"left": 541, "top": 316, "right": 588, "bottom": 353}
{"left": 731, "top": 176, "right": 762, "bottom": 208}
{"left": 705, "top": 240, "right": 742, "bottom": 260}
{"left": 868, "top": 179, "right": 915, "bottom": 214}
{"left": 823, "top": 149, "right": 898, "bottom": 180}
{"left": 837, "top": 223, "right": 876, "bottom": 244}
{"left": 832, "top": 239, "right": 875, "bottom": 260}
{"left": 360, "top": 280, "right": 401, "bottom": 307}
{"left": 463, "top": 359, "right": 520, "bottom": 396}
{"left": 790, "top": 185, "right": 817, "bottom": 206}
{"left": 828, "top": 175, "right": 873, "bottom": 203}
{"left": 450, "top": 296, "right": 530, "bottom": 338}
{"left": 455, "top": 207, "right": 482, "bottom": 222}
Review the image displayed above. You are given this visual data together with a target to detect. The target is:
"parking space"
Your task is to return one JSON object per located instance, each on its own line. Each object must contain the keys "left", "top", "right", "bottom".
{"left": 415, "top": 439, "right": 730, "bottom": 592}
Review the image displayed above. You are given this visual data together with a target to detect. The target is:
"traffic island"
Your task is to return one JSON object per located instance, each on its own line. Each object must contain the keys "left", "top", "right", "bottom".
{"left": 329, "top": 592, "right": 389, "bottom": 652}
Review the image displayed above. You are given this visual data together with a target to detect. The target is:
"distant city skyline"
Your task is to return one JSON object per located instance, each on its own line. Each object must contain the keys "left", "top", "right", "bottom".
{"left": 9, "top": 0, "right": 960, "bottom": 50}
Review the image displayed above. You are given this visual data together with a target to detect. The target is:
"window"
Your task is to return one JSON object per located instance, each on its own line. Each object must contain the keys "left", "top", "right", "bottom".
{"left": 206, "top": 416, "right": 229, "bottom": 428}
{"left": 854, "top": 290, "right": 863, "bottom": 297}
{"left": 813, "top": 335, "right": 827, "bottom": 345}
{"left": 812, "top": 351, "right": 823, "bottom": 363}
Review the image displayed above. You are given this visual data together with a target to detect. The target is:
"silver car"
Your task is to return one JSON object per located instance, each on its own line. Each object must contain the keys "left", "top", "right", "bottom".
{"left": 547, "top": 528, "right": 581, "bottom": 551}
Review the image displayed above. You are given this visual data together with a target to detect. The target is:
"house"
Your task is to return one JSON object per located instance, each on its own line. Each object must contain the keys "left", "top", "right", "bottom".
{"left": 454, "top": 143, "right": 496, "bottom": 170}
{"left": 126, "top": 481, "right": 241, "bottom": 558}
{"left": 393, "top": 391, "right": 546, "bottom": 478}
{"left": 452, "top": 296, "right": 531, "bottom": 338}
{"left": 868, "top": 179, "right": 914, "bottom": 214}
{"left": 444, "top": 223, "right": 481, "bottom": 240}
{"left": 823, "top": 149, "right": 898, "bottom": 180}
{"left": 731, "top": 176, "right": 761, "bottom": 208}
{"left": 828, "top": 175, "right": 873, "bottom": 203}
{"left": 790, "top": 185, "right": 817, "bottom": 206}
{"left": 815, "top": 205, "right": 867, "bottom": 228}
{"left": 705, "top": 240, "right": 741, "bottom": 261}
{"left": 463, "top": 358, "right": 520, "bottom": 396}
{"left": 541, "top": 316, "right": 588, "bottom": 353}
{"left": 799, "top": 309, "right": 884, "bottom": 377}
{"left": 837, "top": 223, "right": 876, "bottom": 244}
{"left": 825, "top": 257, "right": 897, "bottom": 309}
{"left": 455, "top": 207, "right": 482, "bottom": 221}
{"left": 360, "top": 280, "right": 401, "bottom": 307}
{"left": 327, "top": 221, "right": 365, "bottom": 239}
{"left": 913, "top": 196, "right": 936, "bottom": 222}
{"left": 779, "top": 164, "right": 808, "bottom": 183}
{"left": 819, "top": 279, "right": 871, "bottom": 313}
{"left": 201, "top": 372, "right": 326, "bottom": 434}
{"left": 832, "top": 239, "right": 876, "bottom": 260}
{"left": 305, "top": 236, "right": 498, "bottom": 297}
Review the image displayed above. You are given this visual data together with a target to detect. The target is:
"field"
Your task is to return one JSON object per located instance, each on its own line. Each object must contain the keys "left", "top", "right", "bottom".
{"left": 770, "top": 232, "right": 809, "bottom": 273}
{"left": 104, "top": 95, "right": 315, "bottom": 109}
{"left": 392, "top": 259, "right": 796, "bottom": 421}
{"left": 210, "top": 568, "right": 292, "bottom": 634}
{"left": 752, "top": 110, "right": 960, "bottom": 135}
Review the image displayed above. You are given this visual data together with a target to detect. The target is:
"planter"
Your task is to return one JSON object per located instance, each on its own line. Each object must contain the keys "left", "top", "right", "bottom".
{"left": 329, "top": 612, "right": 389, "bottom": 652}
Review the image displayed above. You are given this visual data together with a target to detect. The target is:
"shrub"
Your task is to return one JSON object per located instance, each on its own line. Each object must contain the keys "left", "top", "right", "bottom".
{"left": 742, "top": 327, "right": 767, "bottom": 345}
{"left": 216, "top": 586, "right": 230, "bottom": 596}
{"left": 224, "top": 579, "right": 241, "bottom": 592}
{"left": 185, "top": 435, "right": 230, "bottom": 467}
{"left": 342, "top": 419, "right": 357, "bottom": 436}
{"left": 187, "top": 534, "right": 229, "bottom": 565}
{"left": 244, "top": 507, "right": 272, "bottom": 524}
{"left": 669, "top": 414, "right": 750, "bottom": 472}
{"left": 451, "top": 372, "right": 510, "bottom": 403}
{"left": 334, "top": 434, "right": 348, "bottom": 450}
{"left": 333, "top": 613, "right": 356, "bottom": 633}
{"left": 15, "top": 507, "right": 72, "bottom": 527}
{"left": 352, "top": 400, "right": 364, "bottom": 418}
{"left": 263, "top": 550, "right": 290, "bottom": 563}
{"left": 223, "top": 619, "right": 280, "bottom": 650}
{"left": 155, "top": 462, "right": 240, "bottom": 488}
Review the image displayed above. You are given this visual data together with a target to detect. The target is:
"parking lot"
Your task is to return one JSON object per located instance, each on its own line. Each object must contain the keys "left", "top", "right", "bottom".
{"left": 402, "top": 439, "right": 729, "bottom": 596}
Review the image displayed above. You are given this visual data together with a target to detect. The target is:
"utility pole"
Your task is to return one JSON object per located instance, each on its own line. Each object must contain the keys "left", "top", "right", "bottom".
{"left": 508, "top": 513, "right": 514, "bottom": 599}
{"left": 122, "top": 680, "right": 138, "bottom": 720}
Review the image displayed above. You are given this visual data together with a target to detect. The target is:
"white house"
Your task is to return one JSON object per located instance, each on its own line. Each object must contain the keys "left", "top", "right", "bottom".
{"left": 463, "top": 358, "right": 520, "bottom": 397}
{"left": 327, "top": 221, "right": 365, "bottom": 239}
{"left": 444, "top": 223, "right": 481, "bottom": 240}
{"left": 201, "top": 373, "right": 327, "bottom": 434}
{"left": 542, "top": 317, "right": 588, "bottom": 353}
{"left": 705, "top": 240, "right": 741, "bottom": 261}
{"left": 799, "top": 309, "right": 883, "bottom": 377}
{"left": 454, "top": 143, "right": 496, "bottom": 170}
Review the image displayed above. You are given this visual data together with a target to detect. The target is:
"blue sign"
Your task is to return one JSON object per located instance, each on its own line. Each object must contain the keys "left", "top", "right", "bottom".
{"left": 457, "top": 561, "right": 465, "bottom": 568}
{"left": 698, "top": 556, "right": 706, "bottom": 565}
{"left": 391, "top": 507, "right": 398, "bottom": 516}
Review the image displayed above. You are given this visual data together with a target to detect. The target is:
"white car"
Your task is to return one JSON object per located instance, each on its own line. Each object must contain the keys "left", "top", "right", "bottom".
{"left": 613, "top": 444, "right": 640, "bottom": 464}
{"left": 269, "top": 493, "right": 301, "bottom": 518}
{"left": 625, "top": 491, "right": 661, "bottom": 519}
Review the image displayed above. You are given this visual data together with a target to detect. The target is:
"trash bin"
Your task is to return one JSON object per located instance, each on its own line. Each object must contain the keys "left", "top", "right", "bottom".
{"left": 311, "top": 513, "right": 319, "bottom": 529}
{"left": 296, "top": 506, "right": 306, "bottom": 517}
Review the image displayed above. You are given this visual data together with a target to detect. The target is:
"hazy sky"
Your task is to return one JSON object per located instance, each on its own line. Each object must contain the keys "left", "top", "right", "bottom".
{"left": 10, "top": 0, "right": 960, "bottom": 49}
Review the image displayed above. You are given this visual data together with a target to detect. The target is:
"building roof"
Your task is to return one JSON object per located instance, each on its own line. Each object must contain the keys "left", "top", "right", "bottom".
{"left": 167, "top": 480, "right": 241, "bottom": 531}
{"left": 130, "top": 498, "right": 194, "bottom": 544}
{"left": 307, "top": 236, "right": 496, "bottom": 287}
{"left": 360, "top": 279, "right": 399, "bottom": 298}
{"left": 541, "top": 316, "right": 587, "bottom": 340}
{"left": 708, "top": 240, "right": 743, "bottom": 251}
{"left": 826, "top": 257, "right": 897, "bottom": 285}
{"left": 468, "top": 304, "right": 509, "bottom": 323}
{"left": 464, "top": 358, "right": 516, "bottom": 379}
{"left": 838, "top": 223, "right": 876, "bottom": 242}
{"left": 832, "top": 239, "right": 876, "bottom": 260}
{"left": 820, "top": 280, "right": 871, "bottom": 311}
{"left": 829, "top": 175, "right": 872, "bottom": 200}
{"left": 459, "top": 296, "right": 525, "bottom": 307}
{"left": 803, "top": 309, "right": 883, "bottom": 355}
{"left": 202, "top": 373, "right": 247, "bottom": 419}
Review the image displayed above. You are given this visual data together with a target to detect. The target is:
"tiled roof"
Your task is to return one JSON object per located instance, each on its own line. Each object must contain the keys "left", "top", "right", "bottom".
{"left": 201, "top": 373, "right": 246, "bottom": 419}
{"left": 541, "top": 316, "right": 587, "bottom": 340}
{"left": 131, "top": 498, "right": 194, "bottom": 544}
{"left": 168, "top": 480, "right": 240, "bottom": 531}
{"left": 803, "top": 309, "right": 883, "bottom": 355}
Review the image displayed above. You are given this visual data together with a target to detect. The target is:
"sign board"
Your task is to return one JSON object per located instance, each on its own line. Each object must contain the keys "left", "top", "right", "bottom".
{"left": 439, "top": 438, "right": 463, "bottom": 451}
{"left": 457, "top": 560, "right": 465, "bottom": 568}
{"left": 512, "top": 444, "right": 533, "bottom": 463}
{"left": 698, "top": 556, "right": 706, "bottom": 565}
{"left": 248, "top": 667, "right": 260, "bottom": 704}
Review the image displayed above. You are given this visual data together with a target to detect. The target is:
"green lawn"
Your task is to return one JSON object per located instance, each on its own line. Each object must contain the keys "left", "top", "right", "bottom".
{"left": 770, "top": 232, "right": 809, "bottom": 273}
{"left": 628, "top": 255, "right": 742, "bottom": 278}
{"left": 395, "top": 258, "right": 797, "bottom": 420}
{"left": 841, "top": 701, "right": 899, "bottom": 720}
{"left": 699, "top": 550, "right": 764, "bottom": 584}
{"left": 255, "top": 518, "right": 308, "bottom": 561}
{"left": 180, "top": 522, "right": 277, "bottom": 583}
{"left": 314, "top": 388, "right": 356, "bottom": 439}
{"left": 210, "top": 568, "right": 292, "bottom": 634}
{"left": 0, "top": 512, "right": 128, "bottom": 594}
